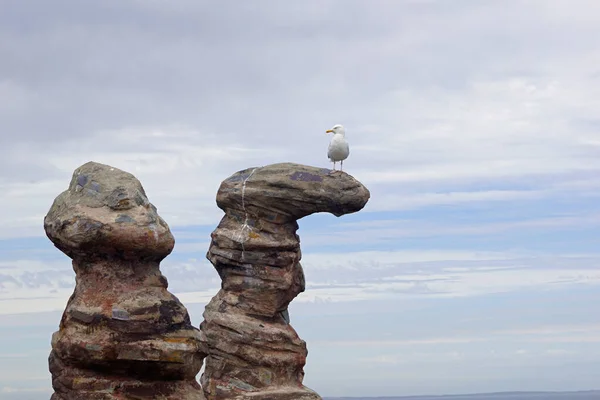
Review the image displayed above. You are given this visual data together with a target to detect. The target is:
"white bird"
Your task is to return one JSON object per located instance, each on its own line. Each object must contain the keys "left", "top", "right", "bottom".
{"left": 326, "top": 124, "right": 350, "bottom": 171}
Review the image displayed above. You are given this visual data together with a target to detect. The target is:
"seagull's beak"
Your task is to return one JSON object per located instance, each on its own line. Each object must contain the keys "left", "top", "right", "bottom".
{"left": 325, "top": 129, "right": 333, "bottom": 134}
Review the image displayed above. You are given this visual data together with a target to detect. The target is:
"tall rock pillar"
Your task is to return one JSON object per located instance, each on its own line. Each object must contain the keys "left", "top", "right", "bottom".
{"left": 44, "top": 161, "right": 206, "bottom": 400}
{"left": 200, "top": 163, "right": 370, "bottom": 400}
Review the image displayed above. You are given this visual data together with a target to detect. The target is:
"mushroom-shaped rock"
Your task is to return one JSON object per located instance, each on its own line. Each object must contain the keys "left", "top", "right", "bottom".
{"left": 200, "top": 163, "right": 370, "bottom": 400}
{"left": 44, "top": 161, "right": 206, "bottom": 400}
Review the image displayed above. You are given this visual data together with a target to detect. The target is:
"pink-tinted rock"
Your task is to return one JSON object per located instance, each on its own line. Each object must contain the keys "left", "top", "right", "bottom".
{"left": 201, "top": 163, "right": 370, "bottom": 400}
{"left": 44, "top": 161, "right": 206, "bottom": 400}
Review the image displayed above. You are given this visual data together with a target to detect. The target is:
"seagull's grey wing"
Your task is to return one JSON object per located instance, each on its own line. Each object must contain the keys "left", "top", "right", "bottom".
{"left": 327, "top": 140, "right": 334, "bottom": 160}
{"left": 342, "top": 141, "right": 350, "bottom": 157}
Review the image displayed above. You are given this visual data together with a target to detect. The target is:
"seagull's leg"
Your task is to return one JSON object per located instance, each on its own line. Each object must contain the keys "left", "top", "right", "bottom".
{"left": 333, "top": 161, "right": 336, "bottom": 171}
{"left": 340, "top": 160, "right": 343, "bottom": 171}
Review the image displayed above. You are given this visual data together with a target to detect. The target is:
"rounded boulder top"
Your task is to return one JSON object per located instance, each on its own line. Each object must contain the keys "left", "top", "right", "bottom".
{"left": 44, "top": 161, "right": 174, "bottom": 260}
{"left": 217, "top": 162, "right": 370, "bottom": 221}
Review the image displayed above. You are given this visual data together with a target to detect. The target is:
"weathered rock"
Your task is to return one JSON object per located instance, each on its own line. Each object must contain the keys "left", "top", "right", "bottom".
{"left": 201, "top": 163, "right": 370, "bottom": 400}
{"left": 44, "top": 161, "right": 206, "bottom": 400}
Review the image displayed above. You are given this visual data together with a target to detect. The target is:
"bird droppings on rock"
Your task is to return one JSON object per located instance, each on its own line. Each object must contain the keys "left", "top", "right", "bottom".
{"left": 200, "top": 162, "right": 370, "bottom": 400}
{"left": 45, "top": 161, "right": 206, "bottom": 400}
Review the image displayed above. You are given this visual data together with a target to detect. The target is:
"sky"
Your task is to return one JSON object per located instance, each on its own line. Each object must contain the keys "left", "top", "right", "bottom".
{"left": 1, "top": 0, "right": 600, "bottom": 398}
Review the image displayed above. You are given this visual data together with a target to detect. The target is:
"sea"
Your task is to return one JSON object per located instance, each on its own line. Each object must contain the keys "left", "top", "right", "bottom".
{"left": 327, "top": 392, "right": 600, "bottom": 400}
{"left": 7, "top": 391, "right": 600, "bottom": 400}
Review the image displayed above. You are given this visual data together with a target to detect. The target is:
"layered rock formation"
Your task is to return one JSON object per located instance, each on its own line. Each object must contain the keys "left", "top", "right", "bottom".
{"left": 44, "top": 162, "right": 206, "bottom": 400}
{"left": 201, "top": 163, "right": 370, "bottom": 400}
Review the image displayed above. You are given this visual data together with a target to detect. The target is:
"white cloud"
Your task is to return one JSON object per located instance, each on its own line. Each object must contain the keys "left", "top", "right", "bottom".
{"left": 304, "top": 213, "right": 600, "bottom": 247}
{"left": 318, "top": 323, "right": 600, "bottom": 348}
{"left": 0, "top": 125, "right": 283, "bottom": 239}
{"left": 1, "top": 3, "right": 600, "bottom": 239}
{"left": 1, "top": 387, "right": 51, "bottom": 393}
{"left": 363, "top": 189, "right": 546, "bottom": 213}
{"left": 3, "top": 249, "right": 600, "bottom": 315}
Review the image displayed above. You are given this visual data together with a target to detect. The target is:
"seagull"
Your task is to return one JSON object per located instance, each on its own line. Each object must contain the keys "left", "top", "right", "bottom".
{"left": 326, "top": 124, "right": 350, "bottom": 171}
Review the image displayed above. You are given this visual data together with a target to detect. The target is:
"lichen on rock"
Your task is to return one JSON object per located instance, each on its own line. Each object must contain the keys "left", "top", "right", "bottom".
{"left": 45, "top": 161, "right": 206, "bottom": 400}
{"left": 200, "top": 163, "right": 370, "bottom": 400}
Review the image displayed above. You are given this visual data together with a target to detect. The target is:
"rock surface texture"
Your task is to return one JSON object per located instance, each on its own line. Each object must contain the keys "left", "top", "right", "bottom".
{"left": 44, "top": 162, "right": 206, "bottom": 400}
{"left": 201, "top": 163, "right": 370, "bottom": 400}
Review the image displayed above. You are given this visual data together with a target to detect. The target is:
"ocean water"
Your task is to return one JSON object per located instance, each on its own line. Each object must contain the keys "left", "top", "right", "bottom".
{"left": 6, "top": 391, "right": 599, "bottom": 400}
{"left": 327, "top": 392, "right": 600, "bottom": 400}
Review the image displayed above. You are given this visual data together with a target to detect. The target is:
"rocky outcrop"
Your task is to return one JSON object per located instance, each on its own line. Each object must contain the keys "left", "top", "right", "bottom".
{"left": 44, "top": 162, "right": 206, "bottom": 400}
{"left": 200, "top": 163, "right": 370, "bottom": 400}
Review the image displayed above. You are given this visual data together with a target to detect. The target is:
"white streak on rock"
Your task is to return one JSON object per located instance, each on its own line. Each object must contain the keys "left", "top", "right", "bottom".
{"left": 237, "top": 167, "right": 259, "bottom": 260}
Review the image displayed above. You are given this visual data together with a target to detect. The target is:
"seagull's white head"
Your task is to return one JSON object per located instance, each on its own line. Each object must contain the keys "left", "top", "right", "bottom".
{"left": 326, "top": 124, "right": 345, "bottom": 136}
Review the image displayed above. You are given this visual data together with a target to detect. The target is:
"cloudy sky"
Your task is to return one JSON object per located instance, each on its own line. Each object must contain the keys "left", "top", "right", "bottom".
{"left": 2, "top": 0, "right": 600, "bottom": 397}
